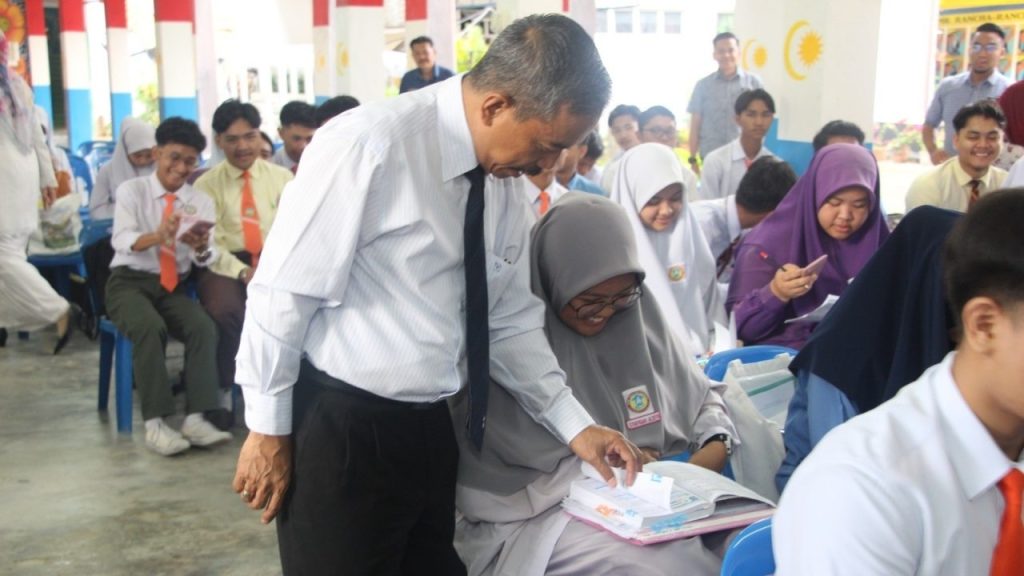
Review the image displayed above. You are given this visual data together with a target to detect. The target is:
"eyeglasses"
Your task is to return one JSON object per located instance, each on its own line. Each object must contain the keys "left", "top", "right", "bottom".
{"left": 971, "top": 42, "right": 1001, "bottom": 53}
{"left": 567, "top": 284, "right": 643, "bottom": 320}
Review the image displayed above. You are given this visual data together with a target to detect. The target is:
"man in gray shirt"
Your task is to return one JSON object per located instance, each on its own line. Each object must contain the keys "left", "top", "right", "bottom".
{"left": 687, "top": 32, "right": 764, "bottom": 174}
{"left": 923, "top": 22, "right": 1009, "bottom": 165}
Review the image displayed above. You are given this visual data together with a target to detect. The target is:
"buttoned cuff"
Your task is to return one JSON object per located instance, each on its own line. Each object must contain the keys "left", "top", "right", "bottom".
{"left": 239, "top": 382, "right": 294, "bottom": 436}
{"left": 545, "top": 394, "right": 596, "bottom": 445}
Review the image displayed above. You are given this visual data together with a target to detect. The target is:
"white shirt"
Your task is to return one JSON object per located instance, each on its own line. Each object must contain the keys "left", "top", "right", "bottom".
{"left": 905, "top": 157, "right": 1007, "bottom": 213}
{"left": 521, "top": 176, "right": 567, "bottom": 221}
{"left": 270, "top": 146, "right": 297, "bottom": 172}
{"left": 697, "top": 138, "right": 775, "bottom": 201}
{"left": 109, "top": 174, "right": 217, "bottom": 275}
{"left": 1004, "top": 153, "right": 1024, "bottom": 187}
{"left": 774, "top": 353, "right": 1020, "bottom": 575}
{"left": 236, "top": 76, "right": 595, "bottom": 439}
{"left": 689, "top": 194, "right": 742, "bottom": 259}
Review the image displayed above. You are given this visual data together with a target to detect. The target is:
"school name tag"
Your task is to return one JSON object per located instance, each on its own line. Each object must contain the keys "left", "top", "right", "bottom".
{"left": 621, "top": 385, "right": 662, "bottom": 430}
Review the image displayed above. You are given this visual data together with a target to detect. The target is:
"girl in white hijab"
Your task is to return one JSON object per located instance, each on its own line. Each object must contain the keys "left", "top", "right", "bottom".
{"left": 89, "top": 117, "right": 156, "bottom": 220}
{"left": 609, "top": 142, "right": 725, "bottom": 356}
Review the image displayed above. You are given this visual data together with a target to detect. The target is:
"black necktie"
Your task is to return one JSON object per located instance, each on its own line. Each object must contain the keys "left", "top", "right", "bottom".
{"left": 463, "top": 166, "right": 489, "bottom": 450}
{"left": 716, "top": 235, "right": 741, "bottom": 278}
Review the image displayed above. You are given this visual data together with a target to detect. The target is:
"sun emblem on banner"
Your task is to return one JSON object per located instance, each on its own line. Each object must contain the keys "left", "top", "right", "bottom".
{"left": 784, "top": 20, "right": 823, "bottom": 81}
{"left": 0, "top": 0, "right": 26, "bottom": 45}
{"left": 742, "top": 39, "right": 768, "bottom": 70}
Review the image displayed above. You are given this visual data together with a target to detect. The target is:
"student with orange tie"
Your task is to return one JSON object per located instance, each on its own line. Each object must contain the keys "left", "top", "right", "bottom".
{"left": 105, "top": 117, "right": 231, "bottom": 456}
{"left": 522, "top": 150, "right": 569, "bottom": 221}
{"left": 774, "top": 189, "right": 1024, "bottom": 575}
{"left": 194, "top": 100, "right": 294, "bottom": 427}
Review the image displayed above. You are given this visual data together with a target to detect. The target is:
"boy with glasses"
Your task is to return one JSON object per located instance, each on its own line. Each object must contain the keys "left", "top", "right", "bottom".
{"left": 923, "top": 22, "right": 1009, "bottom": 164}
{"left": 105, "top": 117, "right": 231, "bottom": 455}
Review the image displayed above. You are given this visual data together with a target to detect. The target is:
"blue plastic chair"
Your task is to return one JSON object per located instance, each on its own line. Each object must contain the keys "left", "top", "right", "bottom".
{"left": 704, "top": 345, "right": 798, "bottom": 382}
{"left": 98, "top": 318, "right": 134, "bottom": 433}
{"left": 720, "top": 517, "right": 774, "bottom": 576}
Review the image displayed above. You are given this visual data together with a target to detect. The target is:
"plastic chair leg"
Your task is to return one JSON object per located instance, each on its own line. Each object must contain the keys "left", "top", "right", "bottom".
{"left": 114, "top": 333, "right": 133, "bottom": 433}
{"left": 98, "top": 328, "right": 114, "bottom": 410}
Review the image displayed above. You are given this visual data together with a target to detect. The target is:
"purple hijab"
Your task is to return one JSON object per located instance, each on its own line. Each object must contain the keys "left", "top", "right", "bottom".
{"left": 734, "top": 143, "right": 889, "bottom": 318}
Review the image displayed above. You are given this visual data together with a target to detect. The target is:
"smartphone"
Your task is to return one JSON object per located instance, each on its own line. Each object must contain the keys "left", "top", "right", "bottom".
{"left": 802, "top": 254, "right": 828, "bottom": 277}
{"left": 177, "top": 219, "right": 215, "bottom": 240}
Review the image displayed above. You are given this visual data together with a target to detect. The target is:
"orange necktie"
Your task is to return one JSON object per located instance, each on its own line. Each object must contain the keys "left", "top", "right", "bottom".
{"left": 240, "top": 171, "right": 263, "bottom": 268}
{"left": 968, "top": 179, "right": 982, "bottom": 210}
{"left": 539, "top": 189, "right": 551, "bottom": 216}
{"left": 991, "top": 468, "right": 1024, "bottom": 576}
{"left": 159, "top": 194, "right": 178, "bottom": 293}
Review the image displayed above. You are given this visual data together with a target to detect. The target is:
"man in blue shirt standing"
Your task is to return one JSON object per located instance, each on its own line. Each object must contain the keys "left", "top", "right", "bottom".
{"left": 924, "top": 22, "right": 1010, "bottom": 165}
{"left": 399, "top": 36, "right": 455, "bottom": 93}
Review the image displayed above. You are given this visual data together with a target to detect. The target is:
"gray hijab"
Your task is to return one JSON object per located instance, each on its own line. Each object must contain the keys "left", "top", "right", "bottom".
{"left": 455, "top": 192, "right": 714, "bottom": 494}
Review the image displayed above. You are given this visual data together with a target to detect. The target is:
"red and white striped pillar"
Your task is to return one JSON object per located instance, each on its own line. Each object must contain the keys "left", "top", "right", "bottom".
{"left": 154, "top": 0, "right": 197, "bottom": 121}
{"left": 405, "top": 0, "right": 456, "bottom": 72}
{"left": 104, "top": 0, "right": 131, "bottom": 136}
{"left": 25, "top": 0, "right": 52, "bottom": 119}
{"left": 313, "top": 0, "right": 333, "bottom": 104}
{"left": 59, "top": 0, "right": 92, "bottom": 151}
{"left": 333, "top": 0, "right": 385, "bottom": 103}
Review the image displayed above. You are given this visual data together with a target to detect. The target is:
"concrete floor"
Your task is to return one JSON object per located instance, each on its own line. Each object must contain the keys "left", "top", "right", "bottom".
{"left": 0, "top": 330, "right": 281, "bottom": 576}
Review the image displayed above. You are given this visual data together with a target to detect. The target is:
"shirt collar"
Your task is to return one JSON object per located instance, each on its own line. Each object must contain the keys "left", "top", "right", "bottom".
{"left": 949, "top": 157, "right": 992, "bottom": 188}
{"left": 725, "top": 194, "right": 742, "bottom": 238}
{"left": 714, "top": 69, "right": 743, "bottom": 82}
{"left": 148, "top": 172, "right": 195, "bottom": 202}
{"left": 729, "top": 137, "right": 770, "bottom": 163}
{"left": 521, "top": 175, "right": 543, "bottom": 203}
{"left": 436, "top": 75, "right": 479, "bottom": 183}
{"left": 219, "top": 158, "right": 264, "bottom": 180}
{"left": 935, "top": 352, "right": 1021, "bottom": 500}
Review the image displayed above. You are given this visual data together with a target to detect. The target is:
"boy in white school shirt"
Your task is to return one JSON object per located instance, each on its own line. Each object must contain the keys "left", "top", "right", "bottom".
{"left": 773, "top": 188, "right": 1024, "bottom": 576}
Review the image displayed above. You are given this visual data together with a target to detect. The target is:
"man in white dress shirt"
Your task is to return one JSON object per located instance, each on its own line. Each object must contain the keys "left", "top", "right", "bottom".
{"left": 230, "top": 14, "right": 642, "bottom": 575}
{"left": 774, "top": 189, "right": 1024, "bottom": 575}
{"left": 697, "top": 88, "right": 776, "bottom": 201}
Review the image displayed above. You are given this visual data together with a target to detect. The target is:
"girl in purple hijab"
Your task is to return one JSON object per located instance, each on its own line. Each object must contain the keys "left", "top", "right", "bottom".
{"left": 726, "top": 144, "right": 889, "bottom": 349}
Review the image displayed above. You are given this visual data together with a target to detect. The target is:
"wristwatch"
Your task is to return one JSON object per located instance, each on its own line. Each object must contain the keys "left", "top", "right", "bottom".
{"left": 195, "top": 247, "right": 212, "bottom": 262}
{"left": 688, "top": 156, "right": 699, "bottom": 165}
{"left": 701, "top": 433, "right": 733, "bottom": 456}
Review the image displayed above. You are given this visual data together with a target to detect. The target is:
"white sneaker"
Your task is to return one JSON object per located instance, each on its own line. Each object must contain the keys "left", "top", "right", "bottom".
{"left": 181, "top": 414, "right": 232, "bottom": 447}
{"left": 145, "top": 419, "right": 191, "bottom": 456}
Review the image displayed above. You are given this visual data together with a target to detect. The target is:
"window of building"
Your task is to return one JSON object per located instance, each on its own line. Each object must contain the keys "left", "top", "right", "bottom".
{"left": 597, "top": 9, "right": 608, "bottom": 34}
{"left": 639, "top": 11, "right": 657, "bottom": 34}
{"left": 664, "top": 11, "right": 682, "bottom": 34}
{"left": 615, "top": 9, "right": 633, "bottom": 33}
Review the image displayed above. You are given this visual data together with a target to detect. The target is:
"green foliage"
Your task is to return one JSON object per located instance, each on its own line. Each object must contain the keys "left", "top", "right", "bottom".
{"left": 136, "top": 83, "right": 159, "bottom": 126}
{"left": 456, "top": 25, "right": 489, "bottom": 73}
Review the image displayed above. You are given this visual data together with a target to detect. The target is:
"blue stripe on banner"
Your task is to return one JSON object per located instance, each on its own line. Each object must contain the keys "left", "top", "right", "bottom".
{"left": 66, "top": 88, "right": 93, "bottom": 153}
{"left": 110, "top": 92, "right": 133, "bottom": 137}
{"left": 33, "top": 85, "right": 53, "bottom": 120}
{"left": 159, "top": 97, "right": 198, "bottom": 122}
{"left": 314, "top": 95, "right": 329, "bottom": 105}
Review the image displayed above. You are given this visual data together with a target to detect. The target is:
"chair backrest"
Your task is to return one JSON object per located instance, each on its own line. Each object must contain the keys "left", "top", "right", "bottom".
{"left": 68, "top": 154, "right": 94, "bottom": 197}
{"left": 720, "top": 517, "right": 775, "bottom": 576}
{"left": 704, "top": 345, "right": 798, "bottom": 382}
{"left": 75, "top": 139, "right": 114, "bottom": 158}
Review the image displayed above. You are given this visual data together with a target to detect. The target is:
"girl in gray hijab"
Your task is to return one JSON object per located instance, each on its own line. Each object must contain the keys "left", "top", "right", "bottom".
{"left": 453, "top": 193, "right": 737, "bottom": 576}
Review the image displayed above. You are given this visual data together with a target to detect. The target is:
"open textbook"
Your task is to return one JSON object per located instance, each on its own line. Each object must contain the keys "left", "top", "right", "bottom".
{"left": 562, "top": 461, "right": 774, "bottom": 545}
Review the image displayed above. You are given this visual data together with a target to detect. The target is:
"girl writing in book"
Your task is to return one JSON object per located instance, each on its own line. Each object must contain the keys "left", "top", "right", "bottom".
{"left": 452, "top": 193, "right": 737, "bottom": 576}
{"left": 726, "top": 143, "right": 889, "bottom": 349}
{"left": 608, "top": 142, "right": 725, "bottom": 357}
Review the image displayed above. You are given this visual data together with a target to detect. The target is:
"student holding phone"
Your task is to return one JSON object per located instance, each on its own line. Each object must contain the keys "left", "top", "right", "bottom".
{"left": 105, "top": 117, "right": 232, "bottom": 456}
{"left": 726, "top": 144, "right": 890, "bottom": 349}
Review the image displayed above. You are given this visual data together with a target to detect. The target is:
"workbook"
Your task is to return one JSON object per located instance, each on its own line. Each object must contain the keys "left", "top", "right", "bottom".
{"left": 562, "top": 461, "right": 774, "bottom": 545}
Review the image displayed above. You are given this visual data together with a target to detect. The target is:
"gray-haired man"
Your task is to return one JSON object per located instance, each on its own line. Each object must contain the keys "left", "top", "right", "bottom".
{"left": 231, "top": 14, "right": 642, "bottom": 575}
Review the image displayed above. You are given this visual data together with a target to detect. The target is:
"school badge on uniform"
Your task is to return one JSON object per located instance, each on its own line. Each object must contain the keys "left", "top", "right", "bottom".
{"left": 245, "top": 207, "right": 256, "bottom": 217}
{"left": 183, "top": 205, "right": 197, "bottom": 215}
{"left": 621, "top": 385, "right": 661, "bottom": 430}
{"left": 667, "top": 264, "right": 686, "bottom": 282}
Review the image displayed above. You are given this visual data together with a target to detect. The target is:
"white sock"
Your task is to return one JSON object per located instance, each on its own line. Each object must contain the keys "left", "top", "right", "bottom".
{"left": 183, "top": 413, "right": 206, "bottom": 427}
{"left": 144, "top": 417, "right": 164, "bottom": 433}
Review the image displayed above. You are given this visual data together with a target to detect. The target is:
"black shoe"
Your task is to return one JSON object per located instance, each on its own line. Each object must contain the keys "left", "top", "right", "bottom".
{"left": 53, "top": 305, "right": 81, "bottom": 355}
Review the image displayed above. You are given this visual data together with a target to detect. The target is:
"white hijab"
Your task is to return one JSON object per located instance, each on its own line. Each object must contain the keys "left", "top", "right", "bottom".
{"left": 107, "top": 117, "right": 156, "bottom": 189}
{"left": 609, "top": 143, "right": 724, "bottom": 355}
